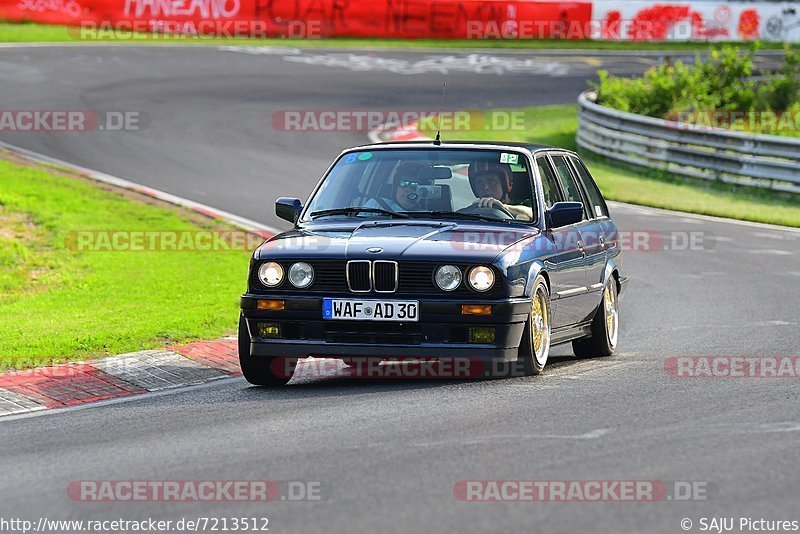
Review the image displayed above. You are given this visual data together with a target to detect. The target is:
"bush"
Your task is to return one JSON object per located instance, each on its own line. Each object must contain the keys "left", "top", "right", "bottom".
{"left": 759, "top": 45, "right": 800, "bottom": 112}
{"left": 593, "top": 44, "right": 800, "bottom": 136}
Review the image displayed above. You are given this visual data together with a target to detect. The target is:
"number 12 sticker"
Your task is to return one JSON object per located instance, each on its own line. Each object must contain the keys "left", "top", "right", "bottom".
{"left": 500, "top": 153, "right": 519, "bottom": 164}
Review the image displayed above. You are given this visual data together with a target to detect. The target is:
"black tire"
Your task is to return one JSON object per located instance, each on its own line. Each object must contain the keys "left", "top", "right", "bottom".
{"left": 238, "top": 316, "right": 293, "bottom": 386}
{"left": 517, "top": 275, "right": 552, "bottom": 376}
{"left": 572, "top": 278, "right": 619, "bottom": 358}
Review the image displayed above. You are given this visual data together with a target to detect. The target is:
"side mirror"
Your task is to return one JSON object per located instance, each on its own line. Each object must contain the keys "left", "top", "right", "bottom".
{"left": 547, "top": 201, "right": 584, "bottom": 228}
{"left": 276, "top": 197, "right": 303, "bottom": 224}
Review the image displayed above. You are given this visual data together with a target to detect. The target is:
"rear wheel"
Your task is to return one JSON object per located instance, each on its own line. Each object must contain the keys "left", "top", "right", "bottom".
{"left": 517, "top": 275, "right": 551, "bottom": 376}
{"left": 572, "top": 278, "right": 619, "bottom": 358}
{"left": 238, "top": 316, "right": 293, "bottom": 386}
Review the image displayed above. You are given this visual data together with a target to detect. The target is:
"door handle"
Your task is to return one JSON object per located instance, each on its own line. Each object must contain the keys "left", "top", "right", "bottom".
{"left": 599, "top": 236, "right": 606, "bottom": 250}
{"left": 577, "top": 240, "right": 585, "bottom": 253}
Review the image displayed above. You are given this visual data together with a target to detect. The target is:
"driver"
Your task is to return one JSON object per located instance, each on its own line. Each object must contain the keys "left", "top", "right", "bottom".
{"left": 364, "top": 162, "right": 426, "bottom": 212}
{"left": 468, "top": 162, "right": 533, "bottom": 221}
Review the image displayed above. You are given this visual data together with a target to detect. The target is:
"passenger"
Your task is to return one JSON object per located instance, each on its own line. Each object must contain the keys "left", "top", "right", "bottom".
{"left": 364, "top": 162, "right": 426, "bottom": 212}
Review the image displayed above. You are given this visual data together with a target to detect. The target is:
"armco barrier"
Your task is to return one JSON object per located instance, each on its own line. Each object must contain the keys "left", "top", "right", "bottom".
{"left": 577, "top": 90, "right": 800, "bottom": 194}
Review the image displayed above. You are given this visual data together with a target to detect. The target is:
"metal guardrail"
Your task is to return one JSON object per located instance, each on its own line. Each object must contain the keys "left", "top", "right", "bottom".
{"left": 576, "top": 90, "right": 800, "bottom": 194}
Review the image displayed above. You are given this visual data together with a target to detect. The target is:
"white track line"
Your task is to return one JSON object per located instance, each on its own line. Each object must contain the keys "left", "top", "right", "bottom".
{"left": 608, "top": 201, "right": 800, "bottom": 234}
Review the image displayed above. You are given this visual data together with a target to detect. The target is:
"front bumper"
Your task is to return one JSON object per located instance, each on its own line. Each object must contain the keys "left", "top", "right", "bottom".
{"left": 240, "top": 294, "right": 531, "bottom": 362}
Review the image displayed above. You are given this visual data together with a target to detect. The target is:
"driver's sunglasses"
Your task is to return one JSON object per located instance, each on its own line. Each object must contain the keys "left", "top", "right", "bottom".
{"left": 398, "top": 180, "right": 421, "bottom": 188}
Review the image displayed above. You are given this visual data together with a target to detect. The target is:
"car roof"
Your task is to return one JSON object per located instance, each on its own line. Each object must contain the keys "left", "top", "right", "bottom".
{"left": 348, "top": 140, "right": 577, "bottom": 156}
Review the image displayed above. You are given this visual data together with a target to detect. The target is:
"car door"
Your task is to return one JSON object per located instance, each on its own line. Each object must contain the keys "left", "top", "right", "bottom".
{"left": 568, "top": 155, "right": 613, "bottom": 306}
{"left": 549, "top": 154, "right": 599, "bottom": 325}
{"left": 536, "top": 155, "right": 587, "bottom": 329}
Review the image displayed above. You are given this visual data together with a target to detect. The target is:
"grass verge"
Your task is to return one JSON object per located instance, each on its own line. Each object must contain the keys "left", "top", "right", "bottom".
{"left": 421, "top": 105, "right": 800, "bottom": 227}
{"left": 0, "top": 154, "right": 254, "bottom": 369}
{"left": 0, "top": 21, "right": 788, "bottom": 50}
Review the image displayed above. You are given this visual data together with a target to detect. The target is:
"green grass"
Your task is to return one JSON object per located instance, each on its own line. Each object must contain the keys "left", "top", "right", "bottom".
{"left": 0, "top": 157, "right": 253, "bottom": 369}
{"left": 0, "top": 21, "right": 788, "bottom": 50}
{"left": 421, "top": 105, "right": 800, "bottom": 227}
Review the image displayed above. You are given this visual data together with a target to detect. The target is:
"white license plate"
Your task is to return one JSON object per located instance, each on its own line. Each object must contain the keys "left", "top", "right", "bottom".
{"left": 323, "top": 299, "right": 419, "bottom": 322}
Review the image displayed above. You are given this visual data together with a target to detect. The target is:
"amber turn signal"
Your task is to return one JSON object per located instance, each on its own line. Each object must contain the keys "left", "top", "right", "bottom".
{"left": 461, "top": 304, "right": 492, "bottom": 316}
{"left": 257, "top": 299, "right": 285, "bottom": 311}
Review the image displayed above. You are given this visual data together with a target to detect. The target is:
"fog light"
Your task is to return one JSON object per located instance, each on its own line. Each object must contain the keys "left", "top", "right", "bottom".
{"left": 462, "top": 304, "right": 492, "bottom": 316}
{"left": 258, "top": 322, "right": 281, "bottom": 338}
{"left": 257, "top": 299, "right": 285, "bottom": 311}
{"left": 469, "top": 327, "right": 496, "bottom": 344}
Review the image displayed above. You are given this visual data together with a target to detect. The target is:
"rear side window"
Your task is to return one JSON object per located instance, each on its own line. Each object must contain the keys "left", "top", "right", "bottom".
{"left": 550, "top": 155, "right": 587, "bottom": 220}
{"left": 536, "top": 157, "right": 563, "bottom": 210}
{"left": 570, "top": 156, "right": 608, "bottom": 218}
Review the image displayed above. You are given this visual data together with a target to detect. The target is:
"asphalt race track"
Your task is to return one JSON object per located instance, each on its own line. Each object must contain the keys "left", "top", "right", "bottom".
{"left": 1, "top": 46, "right": 799, "bottom": 533}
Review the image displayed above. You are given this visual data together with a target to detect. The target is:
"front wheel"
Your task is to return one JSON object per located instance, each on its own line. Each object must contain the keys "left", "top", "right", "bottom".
{"left": 572, "top": 278, "right": 619, "bottom": 358}
{"left": 518, "top": 275, "right": 552, "bottom": 376}
{"left": 238, "top": 316, "right": 293, "bottom": 386}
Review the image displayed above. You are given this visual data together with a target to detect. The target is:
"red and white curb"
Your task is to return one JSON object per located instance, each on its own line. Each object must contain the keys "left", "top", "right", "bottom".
{"left": 0, "top": 338, "right": 240, "bottom": 417}
{"left": 0, "top": 140, "right": 284, "bottom": 418}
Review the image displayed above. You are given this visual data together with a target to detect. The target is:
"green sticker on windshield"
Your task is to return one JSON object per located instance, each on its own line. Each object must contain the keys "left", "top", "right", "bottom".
{"left": 500, "top": 153, "right": 519, "bottom": 165}
{"left": 358, "top": 152, "right": 373, "bottom": 161}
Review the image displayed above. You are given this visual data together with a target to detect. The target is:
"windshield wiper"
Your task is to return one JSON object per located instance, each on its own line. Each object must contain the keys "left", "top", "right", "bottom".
{"left": 309, "top": 207, "right": 410, "bottom": 220}
{"left": 404, "top": 211, "right": 513, "bottom": 223}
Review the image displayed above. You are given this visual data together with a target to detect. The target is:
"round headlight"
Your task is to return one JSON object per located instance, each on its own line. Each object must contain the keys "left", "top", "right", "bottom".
{"left": 258, "top": 262, "right": 284, "bottom": 287}
{"left": 435, "top": 265, "right": 462, "bottom": 291}
{"left": 468, "top": 266, "right": 495, "bottom": 292}
{"left": 288, "top": 262, "right": 314, "bottom": 288}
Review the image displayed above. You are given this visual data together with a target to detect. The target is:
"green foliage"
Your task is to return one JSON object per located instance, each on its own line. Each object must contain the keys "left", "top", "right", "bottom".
{"left": 759, "top": 44, "right": 800, "bottom": 112}
{"left": 594, "top": 44, "right": 800, "bottom": 136}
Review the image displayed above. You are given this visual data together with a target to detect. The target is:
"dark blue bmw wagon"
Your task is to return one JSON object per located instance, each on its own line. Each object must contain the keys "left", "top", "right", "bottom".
{"left": 239, "top": 141, "right": 627, "bottom": 385}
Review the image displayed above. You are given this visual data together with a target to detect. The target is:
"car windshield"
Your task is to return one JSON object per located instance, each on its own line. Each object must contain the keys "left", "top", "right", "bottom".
{"left": 302, "top": 148, "right": 537, "bottom": 224}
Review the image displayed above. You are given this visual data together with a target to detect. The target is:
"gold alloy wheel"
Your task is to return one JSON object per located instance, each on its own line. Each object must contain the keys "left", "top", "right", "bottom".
{"left": 604, "top": 283, "right": 619, "bottom": 348}
{"left": 531, "top": 286, "right": 549, "bottom": 361}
